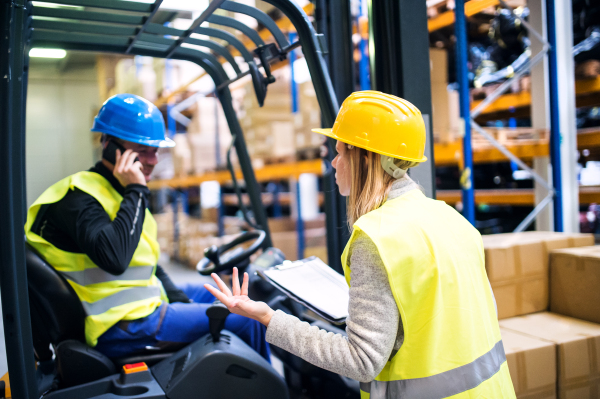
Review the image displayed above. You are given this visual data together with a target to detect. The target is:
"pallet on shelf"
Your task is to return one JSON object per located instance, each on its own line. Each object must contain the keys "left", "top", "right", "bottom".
{"left": 471, "top": 76, "right": 600, "bottom": 118}
{"left": 471, "top": 127, "right": 549, "bottom": 147}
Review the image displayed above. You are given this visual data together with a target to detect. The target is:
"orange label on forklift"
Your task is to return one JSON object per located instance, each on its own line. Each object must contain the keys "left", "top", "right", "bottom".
{"left": 123, "top": 362, "right": 148, "bottom": 374}
{"left": 1, "top": 372, "right": 10, "bottom": 398}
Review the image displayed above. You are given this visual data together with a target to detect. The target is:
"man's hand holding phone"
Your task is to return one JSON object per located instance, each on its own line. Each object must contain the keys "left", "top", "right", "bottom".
{"left": 113, "top": 149, "right": 146, "bottom": 187}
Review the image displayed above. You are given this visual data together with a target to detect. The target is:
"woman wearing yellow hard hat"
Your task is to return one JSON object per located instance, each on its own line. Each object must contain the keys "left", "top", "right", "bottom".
{"left": 205, "top": 91, "right": 516, "bottom": 398}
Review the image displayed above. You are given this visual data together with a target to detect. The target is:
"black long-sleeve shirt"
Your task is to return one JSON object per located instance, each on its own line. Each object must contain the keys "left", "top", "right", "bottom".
{"left": 31, "top": 161, "right": 189, "bottom": 303}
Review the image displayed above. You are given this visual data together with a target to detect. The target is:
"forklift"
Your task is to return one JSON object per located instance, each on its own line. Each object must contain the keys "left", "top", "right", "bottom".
{"left": 0, "top": 0, "right": 354, "bottom": 398}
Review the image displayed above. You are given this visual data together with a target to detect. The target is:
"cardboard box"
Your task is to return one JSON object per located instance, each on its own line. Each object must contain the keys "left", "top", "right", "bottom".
{"left": 271, "top": 231, "right": 298, "bottom": 260}
{"left": 429, "top": 48, "right": 461, "bottom": 143}
{"left": 482, "top": 232, "right": 595, "bottom": 319}
{"left": 268, "top": 215, "right": 326, "bottom": 233}
{"left": 500, "top": 312, "right": 600, "bottom": 398}
{"left": 501, "top": 328, "right": 557, "bottom": 398}
{"left": 270, "top": 228, "right": 327, "bottom": 262}
{"left": 430, "top": 48, "right": 448, "bottom": 84}
{"left": 550, "top": 246, "right": 600, "bottom": 324}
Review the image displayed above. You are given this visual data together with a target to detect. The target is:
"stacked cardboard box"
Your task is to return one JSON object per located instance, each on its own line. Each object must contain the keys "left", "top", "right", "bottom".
{"left": 500, "top": 312, "right": 600, "bottom": 398}
{"left": 153, "top": 207, "right": 187, "bottom": 256}
{"left": 482, "top": 232, "right": 594, "bottom": 319}
{"left": 187, "top": 97, "right": 233, "bottom": 175}
{"left": 239, "top": 68, "right": 295, "bottom": 163}
{"left": 294, "top": 82, "right": 323, "bottom": 158}
{"left": 429, "top": 48, "right": 460, "bottom": 143}
{"left": 550, "top": 246, "right": 600, "bottom": 324}
{"left": 268, "top": 215, "right": 327, "bottom": 261}
{"left": 154, "top": 207, "right": 244, "bottom": 269}
{"left": 238, "top": 66, "right": 322, "bottom": 164}
{"left": 501, "top": 327, "right": 557, "bottom": 398}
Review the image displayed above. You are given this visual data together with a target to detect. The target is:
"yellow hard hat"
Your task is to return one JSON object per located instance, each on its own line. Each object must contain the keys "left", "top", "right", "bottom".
{"left": 312, "top": 91, "right": 427, "bottom": 163}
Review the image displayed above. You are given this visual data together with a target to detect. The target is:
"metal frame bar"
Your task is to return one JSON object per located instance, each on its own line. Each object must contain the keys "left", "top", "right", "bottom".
{"left": 315, "top": 0, "right": 354, "bottom": 271}
{"left": 164, "top": 0, "right": 227, "bottom": 58}
{"left": 194, "top": 26, "right": 254, "bottom": 61}
{"left": 32, "top": 19, "right": 138, "bottom": 36}
{"left": 206, "top": 14, "right": 265, "bottom": 48}
{"left": 455, "top": 0, "right": 475, "bottom": 223}
{"left": 146, "top": 23, "right": 249, "bottom": 78}
{"left": 219, "top": 0, "right": 289, "bottom": 49}
{"left": 183, "top": 38, "right": 242, "bottom": 75}
{"left": 546, "top": 0, "right": 563, "bottom": 231}
{"left": 126, "top": 0, "right": 164, "bottom": 54}
{"left": 358, "top": 0, "right": 371, "bottom": 91}
{"left": 289, "top": 32, "right": 299, "bottom": 113}
{"left": 32, "top": 7, "right": 146, "bottom": 25}
{"left": 0, "top": 1, "right": 38, "bottom": 397}
{"left": 33, "top": 0, "right": 154, "bottom": 12}
{"left": 295, "top": 180, "right": 305, "bottom": 260}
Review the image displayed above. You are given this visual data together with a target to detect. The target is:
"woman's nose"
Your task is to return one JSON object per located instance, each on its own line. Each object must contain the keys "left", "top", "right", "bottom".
{"left": 332, "top": 155, "right": 339, "bottom": 169}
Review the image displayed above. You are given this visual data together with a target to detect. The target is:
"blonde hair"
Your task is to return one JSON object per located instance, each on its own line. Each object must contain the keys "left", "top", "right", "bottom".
{"left": 347, "top": 146, "right": 419, "bottom": 228}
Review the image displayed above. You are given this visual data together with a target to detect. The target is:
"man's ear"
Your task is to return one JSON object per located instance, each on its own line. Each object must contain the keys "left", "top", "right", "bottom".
{"left": 101, "top": 134, "right": 109, "bottom": 149}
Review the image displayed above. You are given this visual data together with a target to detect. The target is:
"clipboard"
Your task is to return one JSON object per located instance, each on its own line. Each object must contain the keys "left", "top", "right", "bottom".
{"left": 257, "top": 256, "right": 349, "bottom": 324}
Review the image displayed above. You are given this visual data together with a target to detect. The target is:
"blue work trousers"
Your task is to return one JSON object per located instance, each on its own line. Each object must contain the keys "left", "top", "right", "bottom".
{"left": 95, "top": 284, "right": 270, "bottom": 361}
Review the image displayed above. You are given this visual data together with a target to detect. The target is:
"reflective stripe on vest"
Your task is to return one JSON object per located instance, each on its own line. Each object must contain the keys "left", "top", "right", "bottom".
{"left": 361, "top": 340, "right": 506, "bottom": 399}
{"left": 82, "top": 285, "right": 162, "bottom": 316}
{"left": 61, "top": 265, "right": 155, "bottom": 286}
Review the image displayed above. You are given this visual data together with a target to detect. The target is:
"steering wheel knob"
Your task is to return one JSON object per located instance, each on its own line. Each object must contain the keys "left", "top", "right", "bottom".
{"left": 204, "top": 245, "right": 221, "bottom": 267}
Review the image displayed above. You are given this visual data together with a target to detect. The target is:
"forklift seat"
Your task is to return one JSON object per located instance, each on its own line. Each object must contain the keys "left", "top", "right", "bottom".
{"left": 25, "top": 242, "right": 180, "bottom": 386}
{"left": 26, "top": 241, "right": 87, "bottom": 361}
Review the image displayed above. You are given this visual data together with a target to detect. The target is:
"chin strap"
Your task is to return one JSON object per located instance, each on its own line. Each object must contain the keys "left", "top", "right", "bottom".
{"left": 381, "top": 155, "right": 407, "bottom": 179}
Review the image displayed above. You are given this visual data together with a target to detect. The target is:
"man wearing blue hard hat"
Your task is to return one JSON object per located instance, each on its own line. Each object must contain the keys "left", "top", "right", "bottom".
{"left": 25, "top": 93, "right": 270, "bottom": 360}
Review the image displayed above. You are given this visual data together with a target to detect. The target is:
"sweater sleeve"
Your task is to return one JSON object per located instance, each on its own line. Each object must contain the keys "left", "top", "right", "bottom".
{"left": 265, "top": 231, "right": 400, "bottom": 382}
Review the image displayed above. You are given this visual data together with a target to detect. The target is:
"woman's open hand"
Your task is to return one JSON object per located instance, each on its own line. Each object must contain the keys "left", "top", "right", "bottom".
{"left": 204, "top": 267, "right": 275, "bottom": 327}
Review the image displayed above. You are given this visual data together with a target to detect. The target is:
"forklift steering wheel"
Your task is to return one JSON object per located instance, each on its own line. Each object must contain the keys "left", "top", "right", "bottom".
{"left": 197, "top": 230, "right": 266, "bottom": 276}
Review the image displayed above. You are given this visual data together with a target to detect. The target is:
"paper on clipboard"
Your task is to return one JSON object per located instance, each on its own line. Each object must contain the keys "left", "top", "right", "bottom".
{"left": 261, "top": 257, "right": 349, "bottom": 321}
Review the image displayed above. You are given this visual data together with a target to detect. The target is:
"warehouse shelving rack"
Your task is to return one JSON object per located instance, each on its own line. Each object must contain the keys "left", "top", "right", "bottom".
{"left": 0, "top": 1, "right": 357, "bottom": 397}
{"left": 425, "top": 0, "right": 596, "bottom": 233}
{"left": 450, "top": 0, "right": 583, "bottom": 233}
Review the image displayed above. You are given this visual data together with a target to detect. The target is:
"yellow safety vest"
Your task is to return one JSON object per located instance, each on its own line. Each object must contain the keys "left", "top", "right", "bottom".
{"left": 25, "top": 171, "right": 167, "bottom": 347}
{"left": 342, "top": 190, "right": 516, "bottom": 399}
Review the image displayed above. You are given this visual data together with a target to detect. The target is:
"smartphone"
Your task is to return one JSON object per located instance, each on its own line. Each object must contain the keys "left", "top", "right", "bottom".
{"left": 102, "top": 140, "right": 140, "bottom": 165}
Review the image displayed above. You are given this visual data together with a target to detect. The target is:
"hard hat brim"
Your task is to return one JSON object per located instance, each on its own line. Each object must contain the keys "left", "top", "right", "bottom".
{"left": 311, "top": 128, "right": 427, "bottom": 163}
{"left": 91, "top": 127, "right": 176, "bottom": 148}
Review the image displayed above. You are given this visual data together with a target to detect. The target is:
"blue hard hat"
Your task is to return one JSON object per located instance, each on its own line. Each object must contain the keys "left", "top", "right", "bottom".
{"left": 91, "top": 93, "right": 175, "bottom": 148}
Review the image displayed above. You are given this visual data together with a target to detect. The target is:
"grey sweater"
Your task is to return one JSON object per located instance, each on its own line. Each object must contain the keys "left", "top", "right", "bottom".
{"left": 265, "top": 175, "right": 419, "bottom": 382}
